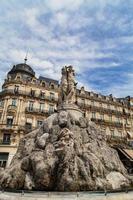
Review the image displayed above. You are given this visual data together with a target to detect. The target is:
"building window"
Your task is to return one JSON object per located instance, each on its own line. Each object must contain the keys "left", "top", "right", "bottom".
{"left": 12, "top": 98, "right": 17, "bottom": 106}
{"left": 92, "top": 112, "right": 96, "bottom": 119}
{"left": 111, "top": 130, "right": 115, "bottom": 137}
{"left": 42, "top": 82, "right": 45, "bottom": 87}
{"left": 99, "top": 102, "right": 102, "bottom": 107}
{"left": 3, "top": 133, "right": 11, "bottom": 144}
{"left": 126, "top": 118, "right": 130, "bottom": 125}
{"left": 81, "top": 98, "right": 85, "bottom": 105}
{"left": 100, "top": 114, "right": 104, "bottom": 120}
{"left": 25, "top": 123, "right": 32, "bottom": 131}
{"left": 109, "top": 115, "right": 112, "bottom": 122}
{"left": 16, "top": 75, "right": 21, "bottom": 80}
{"left": 0, "top": 100, "right": 4, "bottom": 107}
{"left": 40, "top": 103, "right": 44, "bottom": 112}
{"left": 115, "top": 105, "right": 117, "bottom": 109}
{"left": 14, "top": 85, "right": 19, "bottom": 94}
{"left": 37, "top": 120, "right": 43, "bottom": 127}
{"left": 30, "top": 89, "right": 35, "bottom": 97}
{"left": 112, "top": 105, "right": 114, "bottom": 110}
{"left": 107, "top": 104, "right": 110, "bottom": 109}
{"left": 50, "top": 93, "right": 55, "bottom": 101}
{"left": 0, "top": 153, "right": 9, "bottom": 168}
{"left": 50, "top": 84, "right": 54, "bottom": 89}
{"left": 117, "top": 117, "right": 121, "bottom": 123}
{"left": 6, "top": 116, "right": 13, "bottom": 127}
{"left": 40, "top": 91, "right": 45, "bottom": 99}
{"left": 49, "top": 105, "right": 54, "bottom": 114}
{"left": 91, "top": 101, "right": 94, "bottom": 106}
{"left": 32, "top": 79, "right": 36, "bottom": 83}
{"left": 28, "top": 101, "right": 34, "bottom": 111}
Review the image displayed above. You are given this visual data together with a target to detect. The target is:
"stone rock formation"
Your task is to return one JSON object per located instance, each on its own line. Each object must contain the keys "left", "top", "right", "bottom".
{"left": 0, "top": 110, "right": 132, "bottom": 191}
{"left": 0, "top": 66, "right": 132, "bottom": 191}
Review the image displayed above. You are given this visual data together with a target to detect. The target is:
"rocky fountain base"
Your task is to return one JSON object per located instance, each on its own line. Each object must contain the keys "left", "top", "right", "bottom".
{"left": 0, "top": 108, "right": 132, "bottom": 191}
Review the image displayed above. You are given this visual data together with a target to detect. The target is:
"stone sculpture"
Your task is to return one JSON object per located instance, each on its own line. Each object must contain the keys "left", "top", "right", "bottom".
{"left": 0, "top": 66, "right": 132, "bottom": 191}
{"left": 58, "top": 66, "right": 77, "bottom": 106}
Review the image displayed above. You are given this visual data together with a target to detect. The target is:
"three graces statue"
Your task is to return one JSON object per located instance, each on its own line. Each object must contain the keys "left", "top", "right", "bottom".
{"left": 59, "top": 66, "right": 77, "bottom": 105}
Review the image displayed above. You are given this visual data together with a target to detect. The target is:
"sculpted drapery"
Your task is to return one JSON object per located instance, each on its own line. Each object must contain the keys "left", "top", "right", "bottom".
{"left": 59, "top": 66, "right": 77, "bottom": 105}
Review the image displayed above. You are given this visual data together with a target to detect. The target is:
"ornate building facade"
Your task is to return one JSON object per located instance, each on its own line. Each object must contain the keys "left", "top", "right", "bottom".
{"left": 0, "top": 62, "right": 133, "bottom": 168}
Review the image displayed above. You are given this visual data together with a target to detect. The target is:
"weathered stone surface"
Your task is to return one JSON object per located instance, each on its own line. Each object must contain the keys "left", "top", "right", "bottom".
{"left": 106, "top": 172, "right": 130, "bottom": 190}
{"left": 0, "top": 110, "right": 132, "bottom": 191}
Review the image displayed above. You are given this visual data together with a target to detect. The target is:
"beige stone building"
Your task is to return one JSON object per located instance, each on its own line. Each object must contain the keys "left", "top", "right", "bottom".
{"left": 0, "top": 62, "right": 133, "bottom": 168}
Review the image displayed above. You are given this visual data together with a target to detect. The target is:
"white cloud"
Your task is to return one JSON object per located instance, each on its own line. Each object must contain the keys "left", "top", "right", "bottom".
{"left": 46, "top": 0, "right": 84, "bottom": 11}
{"left": 0, "top": 0, "right": 133, "bottom": 97}
{"left": 104, "top": 73, "right": 133, "bottom": 97}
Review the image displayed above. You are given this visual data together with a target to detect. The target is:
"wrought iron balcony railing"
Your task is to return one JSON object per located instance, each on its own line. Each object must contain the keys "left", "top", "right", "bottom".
{"left": 25, "top": 107, "right": 54, "bottom": 115}
{"left": 0, "top": 89, "right": 58, "bottom": 102}
{"left": 0, "top": 139, "right": 11, "bottom": 145}
{"left": 91, "top": 118, "right": 123, "bottom": 128}
{"left": 77, "top": 102, "right": 130, "bottom": 117}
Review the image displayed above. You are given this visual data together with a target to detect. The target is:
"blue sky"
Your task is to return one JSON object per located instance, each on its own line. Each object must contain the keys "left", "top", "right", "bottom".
{"left": 0, "top": 0, "right": 133, "bottom": 97}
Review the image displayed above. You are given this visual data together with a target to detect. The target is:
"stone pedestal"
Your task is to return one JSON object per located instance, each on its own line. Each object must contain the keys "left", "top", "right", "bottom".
{"left": 57, "top": 103, "right": 83, "bottom": 121}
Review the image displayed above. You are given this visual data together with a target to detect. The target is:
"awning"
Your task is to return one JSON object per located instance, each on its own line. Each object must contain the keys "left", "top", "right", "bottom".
{"left": 26, "top": 118, "right": 32, "bottom": 123}
{"left": 118, "top": 148, "right": 133, "bottom": 162}
{"left": 7, "top": 116, "right": 13, "bottom": 119}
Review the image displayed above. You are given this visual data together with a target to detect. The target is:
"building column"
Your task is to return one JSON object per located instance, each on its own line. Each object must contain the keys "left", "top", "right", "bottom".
{"left": 17, "top": 98, "right": 25, "bottom": 126}
{"left": 14, "top": 98, "right": 21, "bottom": 124}
{"left": 33, "top": 116, "right": 36, "bottom": 129}
{"left": 1, "top": 97, "right": 9, "bottom": 124}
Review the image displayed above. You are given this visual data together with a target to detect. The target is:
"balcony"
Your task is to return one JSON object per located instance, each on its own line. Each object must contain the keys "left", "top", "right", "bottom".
{"left": 77, "top": 102, "right": 130, "bottom": 117}
{"left": 25, "top": 107, "right": 50, "bottom": 116}
{"left": 0, "top": 139, "right": 11, "bottom": 145}
{"left": 106, "top": 135, "right": 127, "bottom": 146}
{"left": 0, "top": 124, "right": 23, "bottom": 131}
{"left": 25, "top": 107, "right": 55, "bottom": 116}
{"left": 0, "top": 89, "right": 58, "bottom": 102}
{"left": 91, "top": 118, "right": 123, "bottom": 128}
{"left": 0, "top": 124, "right": 33, "bottom": 135}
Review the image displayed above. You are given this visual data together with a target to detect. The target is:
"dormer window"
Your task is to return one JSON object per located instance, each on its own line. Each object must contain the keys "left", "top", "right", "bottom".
{"left": 50, "top": 83, "right": 54, "bottom": 90}
{"left": 32, "top": 79, "right": 36, "bottom": 83}
{"left": 80, "top": 86, "right": 85, "bottom": 95}
{"left": 42, "top": 82, "right": 45, "bottom": 87}
{"left": 16, "top": 74, "right": 21, "bottom": 80}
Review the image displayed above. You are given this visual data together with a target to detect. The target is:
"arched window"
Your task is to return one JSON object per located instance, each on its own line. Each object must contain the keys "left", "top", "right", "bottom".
{"left": 50, "top": 83, "right": 54, "bottom": 89}
{"left": 42, "top": 81, "right": 45, "bottom": 87}
{"left": 16, "top": 76, "right": 21, "bottom": 80}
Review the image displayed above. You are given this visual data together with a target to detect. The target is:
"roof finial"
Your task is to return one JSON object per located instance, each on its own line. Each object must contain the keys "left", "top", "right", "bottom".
{"left": 24, "top": 49, "right": 29, "bottom": 64}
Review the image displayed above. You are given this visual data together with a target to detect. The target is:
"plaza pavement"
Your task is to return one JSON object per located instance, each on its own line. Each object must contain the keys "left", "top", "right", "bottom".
{"left": 0, "top": 191, "right": 133, "bottom": 200}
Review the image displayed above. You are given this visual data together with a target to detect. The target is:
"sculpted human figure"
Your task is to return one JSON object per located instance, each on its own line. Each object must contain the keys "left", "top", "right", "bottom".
{"left": 58, "top": 65, "right": 77, "bottom": 106}
{"left": 67, "top": 66, "right": 77, "bottom": 104}
{"left": 58, "top": 67, "right": 68, "bottom": 104}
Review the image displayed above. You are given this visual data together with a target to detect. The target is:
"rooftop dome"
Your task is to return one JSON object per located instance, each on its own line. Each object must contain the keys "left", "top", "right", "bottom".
{"left": 8, "top": 63, "right": 35, "bottom": 77}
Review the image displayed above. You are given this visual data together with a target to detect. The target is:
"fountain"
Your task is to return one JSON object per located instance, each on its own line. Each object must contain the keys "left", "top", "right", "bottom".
{"left": 0, "top": 66, "right": 132, "bottom": 191}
